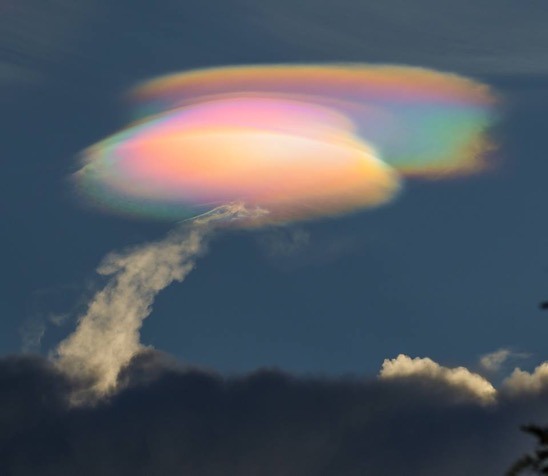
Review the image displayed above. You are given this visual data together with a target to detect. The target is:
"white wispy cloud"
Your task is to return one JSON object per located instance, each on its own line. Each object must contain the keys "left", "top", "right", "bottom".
{"left": 379, "top": 354, "right": 497, "bottom": 405}
{"left": 480, "top": 349, "right": 512, "bottom": 372}
{"left": 479, "top": 348, "right": 530, "bottom": 373}
{"left": 53, "top": 203, "right": 265, "bottom": 404}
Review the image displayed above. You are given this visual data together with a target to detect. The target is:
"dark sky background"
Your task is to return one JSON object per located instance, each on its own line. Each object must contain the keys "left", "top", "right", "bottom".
{"left": 2, "top": 1, "right": 548, "bottom": 474}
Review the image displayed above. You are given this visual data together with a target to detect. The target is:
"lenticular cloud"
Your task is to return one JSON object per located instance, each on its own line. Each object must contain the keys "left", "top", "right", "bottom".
{"left": 75, "top": 64, "right": 496, "bottom": 224}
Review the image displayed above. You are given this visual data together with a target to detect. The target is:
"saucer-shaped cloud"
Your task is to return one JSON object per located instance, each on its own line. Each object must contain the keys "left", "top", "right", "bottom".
{"left": 77, "top": 97, "right": 399, "bottom": 224}
{"left": 131, "top": 64, "right": 496, "bottom": 176}
{"left": 75, "top": 64, "right": 496, "bottom": 224}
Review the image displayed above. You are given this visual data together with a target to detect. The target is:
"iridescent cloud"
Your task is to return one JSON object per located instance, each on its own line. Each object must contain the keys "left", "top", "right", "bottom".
{"left": 75, "top": 64, "right": 497, "bottom": 224}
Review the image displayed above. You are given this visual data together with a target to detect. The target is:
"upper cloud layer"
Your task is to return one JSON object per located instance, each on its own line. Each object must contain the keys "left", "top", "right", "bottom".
{"left": 241, "top": 0, "right": 548, "bottom": 75}
{"left": 0, "top": 0, "right": 97, "bottom": 94}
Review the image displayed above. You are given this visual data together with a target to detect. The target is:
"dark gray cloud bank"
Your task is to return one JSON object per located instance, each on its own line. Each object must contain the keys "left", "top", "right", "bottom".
{"left": 0, "top": 350, "right": 546, "bottom": 476}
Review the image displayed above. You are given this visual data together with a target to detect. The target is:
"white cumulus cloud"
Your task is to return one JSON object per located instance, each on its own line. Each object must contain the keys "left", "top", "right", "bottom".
{"left": 503, "top": 362, "right": 548, "bottom": 396}
{"left": 379, "top": 354, "right": 497, "bottom": 405}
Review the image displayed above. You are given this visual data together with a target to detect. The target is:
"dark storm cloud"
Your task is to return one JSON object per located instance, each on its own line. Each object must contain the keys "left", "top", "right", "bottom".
{"left": 0, "top": 350, "right": 542, "bottom": 476}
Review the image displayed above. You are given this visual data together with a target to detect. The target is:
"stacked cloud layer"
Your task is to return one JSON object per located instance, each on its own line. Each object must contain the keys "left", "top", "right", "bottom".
{"left": 75, "top": 64, "right": 496, "bottom": 224}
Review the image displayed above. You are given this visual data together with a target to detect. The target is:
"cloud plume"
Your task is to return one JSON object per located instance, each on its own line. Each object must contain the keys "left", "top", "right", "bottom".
{"left": 52, "top": 203, "right": 263, "bottom": 404}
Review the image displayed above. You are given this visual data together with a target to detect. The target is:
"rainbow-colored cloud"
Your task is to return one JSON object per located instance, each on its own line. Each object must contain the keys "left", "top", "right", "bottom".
{"left": 75, "top": 64, "right": 497, "bottom": 224}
